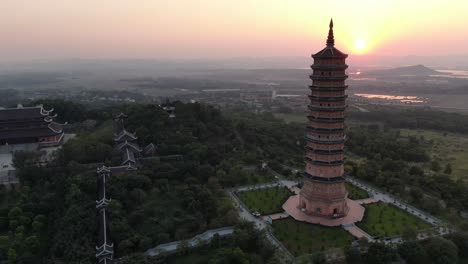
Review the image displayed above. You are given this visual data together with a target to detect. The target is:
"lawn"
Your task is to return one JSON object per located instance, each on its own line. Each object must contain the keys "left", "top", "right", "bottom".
{"left": 237, "top": 187, "right": 292, "bottom": 215}
{"left": 346, "top": 182, "right": 369, "bottom": 200}
{"left": 273, "top": 218, "right": 355, "bottom": 256}
{"left": 356, "top": 203, "right": 432, "bottom": 238}
{"left": 400, "top": 129, "right": 468, "bottom": 180}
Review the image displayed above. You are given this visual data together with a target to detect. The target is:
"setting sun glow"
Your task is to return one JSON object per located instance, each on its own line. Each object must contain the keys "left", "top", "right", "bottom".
{"left": 354, "top": 39, "right": 367, "bottom": 53}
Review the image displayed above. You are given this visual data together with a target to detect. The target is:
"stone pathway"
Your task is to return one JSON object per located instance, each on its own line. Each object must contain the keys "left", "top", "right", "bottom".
{"left": 355, "top": 198, "right": 377, "bottom": 205}
{"left": 343, "top": 224, "right": 374, "bottom": 241}
{"left": 265, "top": 213, "right": 289, "bottom": 220}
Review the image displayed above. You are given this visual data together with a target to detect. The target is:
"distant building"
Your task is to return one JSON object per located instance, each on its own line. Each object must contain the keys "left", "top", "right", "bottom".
{"left": 0, "top": 104, "right": 65, "bottom": 146}
{"left": 299, "top": 19, "right": 349, "bottom": 218}
{"left": 160, "top": 98, "right": 176, "bottom": 118}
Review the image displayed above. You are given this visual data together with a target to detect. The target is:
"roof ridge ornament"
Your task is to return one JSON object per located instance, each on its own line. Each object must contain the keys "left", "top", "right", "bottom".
{"left": 326, "top": 18, "right": 334, "bottom": 47}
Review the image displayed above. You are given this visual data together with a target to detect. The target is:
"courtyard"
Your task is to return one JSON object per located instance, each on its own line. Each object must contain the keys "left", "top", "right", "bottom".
{"left": 272, "top": 218, "right": 355, "bottom": 256}
{"left": 356, "top": 202, "right": 432, "bottom": 237}
{"left": 237, "top": 186, "right": 292, "bottom": 215}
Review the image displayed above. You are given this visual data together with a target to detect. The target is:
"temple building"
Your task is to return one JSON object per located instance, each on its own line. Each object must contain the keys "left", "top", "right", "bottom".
{"left": 299, "top": 19, "right": 349, "bottom": 218}
{"left": 0, "top": 105, "right": 65, "bottom": 146}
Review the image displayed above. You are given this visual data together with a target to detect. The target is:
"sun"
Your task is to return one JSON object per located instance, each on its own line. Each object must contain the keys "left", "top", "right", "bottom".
{"left": 354, "top": 39, "right": 367, "bottom": 53}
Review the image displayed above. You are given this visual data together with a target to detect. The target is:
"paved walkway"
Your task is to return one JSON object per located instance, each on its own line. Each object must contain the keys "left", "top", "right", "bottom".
{"left": 228, "top": 191, "right": 267, "bottom": 230}
{"left": 265, "top": 213, "right": 289, "bottom": 220}
{"left": 355, "top": 198, "right": 377, "bottom": 205}
{"left": 145, "top": 227, "right": 234, "bottom": 257}
{"left": 343, "top": 224, "right": 374, "bottom": 241}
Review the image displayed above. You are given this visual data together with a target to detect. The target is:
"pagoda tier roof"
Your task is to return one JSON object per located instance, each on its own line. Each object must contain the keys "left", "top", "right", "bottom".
{"left": 308, "top": 95, "right": 348, "bottom": 101}
{"left": 121, "top": 147, "right": 136, "bottom": 166}
{"left": 310, "top": 75, "right": 348, "bottom": 81}
{"left": 304, "top": 146, "right": 344, "bottom": 154}
{"left": 303, "top": 172, "right": 345, "bottom": 183}
{"left": 117, "top": 140, "right": 142, "bottom": 153}
{"left": 309, "top": 85, "right": 348, "bottom": 91}
{"left": 0, "top": 105, "right": 54, "bottom": 120}
{"left": 306, "top": 126, "right": 345, "bottom": 133}
{"left": 308, "top": 105, "right": 347, "bottom": 112}
{"left": 305, "top": 157, "right": 344, "bottom": 166}
{"left": 143, "top": 143, "right": 156, "bottom": 156}
{"left": 305, "top": 136, "right": 346, "bottom": 144}
{"left": 311, "top": 64, "right": 348, "bottom": 70}
{"left": 312, "top": 46, "right": 348, "bottom": 59}
{"left": 109, "top": 164, "right": 138, "bottom": 174}
{"left": 307, "top": 116, "right": 344, "bottom": 123}
{"left": 97, "top": 168, "right": 110, "bottom": 205}
{"left": 312, "top": 19, "right": 348, "bottom": 59}
{"left": 114, "top": 129, "right": 137, "bottom": 142}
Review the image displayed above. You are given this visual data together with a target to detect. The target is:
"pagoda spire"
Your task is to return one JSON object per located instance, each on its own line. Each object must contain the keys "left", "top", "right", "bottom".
{"left": 326, "top": 18, "right": 334, "bottom": 47}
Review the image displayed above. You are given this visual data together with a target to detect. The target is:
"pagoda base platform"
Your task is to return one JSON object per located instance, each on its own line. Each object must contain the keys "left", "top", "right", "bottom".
{"left": 282, "top": 195, "right": 365, "bottom": 227}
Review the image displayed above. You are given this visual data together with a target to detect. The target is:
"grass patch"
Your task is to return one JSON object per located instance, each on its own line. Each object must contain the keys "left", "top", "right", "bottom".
{"left": 273, "top": 218, "right": 355, "bottom": 256}
{"left": 346, "top": 182, "right": 369, "bottom": 200}
{"left": 356, "top": 202, "right": 431, "bottom": 237}
{"left": 237, "top": 187, "right": 292, "bottom": 215}
{"left": 400, "top": 129, "right": 468, "bottom": 180}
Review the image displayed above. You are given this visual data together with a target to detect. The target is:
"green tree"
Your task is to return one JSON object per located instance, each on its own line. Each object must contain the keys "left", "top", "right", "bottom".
{"left": 345, "top": 247, "right": 362, "bottom": 264}
{"left": 430, "top": 161, "right": 441, "bottom": 172}
{"left": 366, "top": 243, "right": 396, "bottom": 264}
{"left": 209, "top": 247, "right": 249, "bottom": 264}
{"left": 398, "top": 241, "right": 426, "bottom": 264}
{"left": 444, "top": 163, "right": 452, "bottom": 175}
{"left": 425, "top": 237, "right": 458, "bottom": 264}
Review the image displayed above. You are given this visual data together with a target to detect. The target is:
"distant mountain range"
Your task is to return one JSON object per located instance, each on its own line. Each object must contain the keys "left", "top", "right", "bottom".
{"left": 363, "top": 64, "right": 444, "bottom": 77}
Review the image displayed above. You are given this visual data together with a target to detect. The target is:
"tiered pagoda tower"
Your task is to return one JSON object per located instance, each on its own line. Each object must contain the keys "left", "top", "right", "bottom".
{"left": 299, "top": 19, "right": 349, "bottom": 218}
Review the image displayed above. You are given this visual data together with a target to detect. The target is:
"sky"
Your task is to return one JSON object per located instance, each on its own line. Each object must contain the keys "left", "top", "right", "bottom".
{"left": 1, "top": 0, "right": 468, "bottom": 60}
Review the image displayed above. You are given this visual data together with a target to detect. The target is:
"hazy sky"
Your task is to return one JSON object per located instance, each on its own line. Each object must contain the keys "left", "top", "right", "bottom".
{"left": 1, "top": 0, "right": 468, "bottom": 60}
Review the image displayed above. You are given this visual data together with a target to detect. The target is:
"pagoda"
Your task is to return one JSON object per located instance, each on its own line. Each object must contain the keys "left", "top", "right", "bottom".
{"left": 299, "top": 19, "right": 349, "bottom": 218}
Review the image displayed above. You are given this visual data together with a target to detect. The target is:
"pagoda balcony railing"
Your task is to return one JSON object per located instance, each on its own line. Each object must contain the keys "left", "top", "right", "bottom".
{"left": 309, "top": 85, "right": 348, "bottom": 91}
{"left": 303, "top": 172, "right": 345, "bottom": 182}
{"left": 304, "top": 157, "right": 344, "bottom": 165}
{"left": 304, "top": 146, "right": 344, "bottom": 154}
{"left": 307, "top": 116, "right": 344, "bottom": 123}
{"left": 308, "top": 95, "right": 348, "bottom": 101}
{"left": 308, "top": 105, "right": 347, "bottom": 112}
{"left": 306, "top": 126, "right": 344, "bottom": 133}
{"left": 305, "top": 135, "right": 346, "bottom": 144}
{"left": 310, "top": 75, "right": 348, "bottom": 81}
{"left": 311, "top": 64, "right": 348, "bottom": 70}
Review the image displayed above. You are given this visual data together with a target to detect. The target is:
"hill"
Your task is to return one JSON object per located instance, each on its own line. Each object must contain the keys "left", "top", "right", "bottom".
{"left": 364, "top": 64, "right": 443, "bottom": 77}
